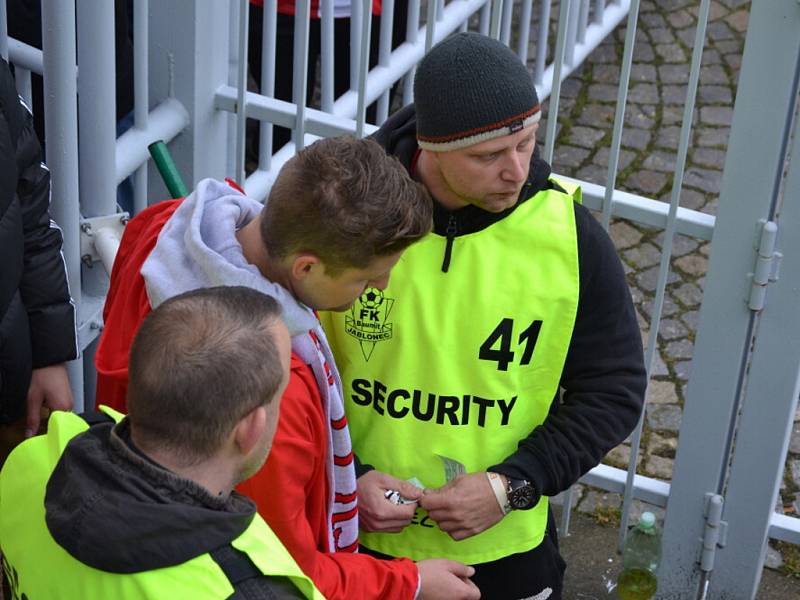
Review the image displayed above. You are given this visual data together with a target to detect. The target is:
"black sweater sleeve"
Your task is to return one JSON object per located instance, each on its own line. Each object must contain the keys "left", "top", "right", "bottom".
{"left": 490, "top": 203, "right": 646, "bottom": 499}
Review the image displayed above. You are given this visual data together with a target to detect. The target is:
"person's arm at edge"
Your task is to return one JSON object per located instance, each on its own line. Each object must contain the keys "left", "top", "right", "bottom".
{"left": 489, "top": 202, "right": 646, "bottom": 501}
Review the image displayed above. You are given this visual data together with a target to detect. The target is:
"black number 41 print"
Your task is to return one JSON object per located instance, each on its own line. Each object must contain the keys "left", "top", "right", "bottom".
{"left": 478, "top": 318, "right": 543, "bottom": 371}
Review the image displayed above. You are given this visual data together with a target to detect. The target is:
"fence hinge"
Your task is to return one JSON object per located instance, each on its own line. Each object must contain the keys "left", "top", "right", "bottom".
{"left": 79, "top": 212, "right": 129, "bottom": 271}
{"left": 748, "top": 220, "right": 782, "bottom": 311}
{"left": 699, "top": 493, "right": 728, "bottom": 573}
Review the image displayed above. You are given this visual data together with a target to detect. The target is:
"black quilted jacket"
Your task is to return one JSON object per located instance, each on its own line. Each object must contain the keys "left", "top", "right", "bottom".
{"left": 0, "top": 59, "right": 77, "bottom": 424}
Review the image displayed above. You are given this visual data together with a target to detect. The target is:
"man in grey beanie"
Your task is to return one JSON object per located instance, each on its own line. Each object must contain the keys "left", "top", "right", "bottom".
{"left": 320, "top": 32, "right": 646, "bottom": 599}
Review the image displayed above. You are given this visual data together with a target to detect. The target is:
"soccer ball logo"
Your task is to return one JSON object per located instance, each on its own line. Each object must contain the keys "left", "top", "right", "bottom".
{"left": 361, "top": 288, "right": 384, "bottom": 309}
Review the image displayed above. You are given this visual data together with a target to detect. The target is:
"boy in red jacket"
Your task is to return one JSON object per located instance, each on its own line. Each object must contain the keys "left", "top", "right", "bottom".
{"left": 95, "top": 136, "right": 480, "bottom": 600}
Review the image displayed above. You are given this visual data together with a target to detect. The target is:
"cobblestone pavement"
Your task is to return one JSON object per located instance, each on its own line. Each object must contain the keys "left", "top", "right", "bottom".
{"left": 536, "top": 0, "right": 800, "bottom": 571}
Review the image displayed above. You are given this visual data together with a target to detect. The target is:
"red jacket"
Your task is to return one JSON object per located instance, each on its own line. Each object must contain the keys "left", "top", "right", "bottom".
{"left": 94, "top": 198, "right": 419, "bottom": 599}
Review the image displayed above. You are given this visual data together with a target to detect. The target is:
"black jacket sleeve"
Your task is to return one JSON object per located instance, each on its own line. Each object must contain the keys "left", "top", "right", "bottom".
{"left": 490, "top": 203, "right": 646, "bottom": 499}
{"left": 7, "top": 62, "right": 78, "bottom": 368}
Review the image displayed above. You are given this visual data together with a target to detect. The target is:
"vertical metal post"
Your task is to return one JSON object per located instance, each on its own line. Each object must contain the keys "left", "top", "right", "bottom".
{"left": 356, "top": 0, "right": 372, "bottom": 137}
{"left": 564, "top": 0, "right": 580, "bottom": 66}
{"left": 351, "top": 0, "right": 364, "bottom": 90}
{"left": 320, "top": 0, "right": 335, "bottom": 113}
{"left": 660, "top": 1, "right": 800, "bottom": 596}
{"left": 293, "top": 0, "right": 311, "bottom": 150}
{"left": 617, "top": 0, "right": 710, "bottom": 552}
{"left": 235, "top": 0, "right": 249, "bottom": 184}
{"left": 599, "top": 0, "right": 640, "bottom": 229}
{"left": 542, "top": 0, "right": 571, "bottom": 165}
{"left": 516, "top": 0, "right": 534, "bottom": 63}
{"left": 592, "top": 0, "right": 604, "bottom": 25}
{"left": 478, "top": 0, "right": 491, "bottom": 36}
{"left": 578, "top": 0, "right": 590, "bottom": 43}
{"left": 133, "top": 0, "right": 149, "bottom": 214}
{"left": 425, "top": 0, "right": 438, "bottom": 52}
{"left": 0, "top": 0, "right": 7, "bottom": 61}
{"left": 260, "top": 0, "right": 278, "bottom": 167}
{"left": 376, "top": 0, "right": 395, "bottom": 124}
{"left": 534, "top": 0, "right": 552, "bottom": 86}
{"left": 402, "top": 0, "right": 421, "bottom": 106}
{"left": 500, "top": 0, "right": 513, "bottom": 45}
{"left": 489, "top": 0, "right": 503, "bottom": 40}
{"left": 42, "top": 0, "right": 83, "bottom": 406}
{"left": 14, "top": 68, "right": 33, "bottom": 108}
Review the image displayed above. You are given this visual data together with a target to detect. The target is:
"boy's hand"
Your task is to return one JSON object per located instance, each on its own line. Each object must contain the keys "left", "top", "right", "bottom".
{"left": 417, "top": 559, "right": 481, "bottom": 600}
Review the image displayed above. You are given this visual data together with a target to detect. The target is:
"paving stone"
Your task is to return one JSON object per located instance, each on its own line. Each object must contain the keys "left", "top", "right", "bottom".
{"left": 678, "top": 189, "right": 707, "bottom": 211}
{"left": 791, "top": 460, "right": 800, "bottom": 488}
{"left": 648, "top": 432, "right": 678, "bottom": 456}
{"left": 707, "top": 20, "right": 735, "bottom": 42}
{"left": 692, "top": 147, "right": 727, "bottom": 168}
{"left": 625, "top": 103, "right": 657, "bottom": 129}
{"left": 701, "top": 47, "right": 723, "bottom": 65}
{"left": 625, "top": 170, "right": 668, "bottom": 195}
{"left": 724, "top": 52, "right": 742, "bottom": 72}
{"left": 650, "top": 349, "right": 670, "bottom": 377}
{"left": 593, "top": 147, "right": 637, "bottom": 172}
{"left": 724, "top": 8, "right": 749, "bottom": 32}
{"left": 550, "top": 484, "right": 583, "bottom": 509}
{"left": 637, "top": 268, "right": 681, "bottom": 295}
{"left": 655, "top": 126, "right": 682, "bottom": 151}
{"left": 715, "top": 39, "right": 743, "bottom": 55}
{"left": 633, "top": 43, "right": 655, "bottom": 63}
{"left": 621, "top": 128, "right": 652, "bottom": 150}
{"left": 624, "top": 242, "right": 662, "bottom": 269}
{"left": 629, "top": 284, "right": 645, "bottom": 306}
{"left": 587, "top": 42, "right": 618, "bottom": 64}
{"left": 592, "top": 64, "right": 622, "bottom": 84}
{"left": 765, "top": 545, "right": 784, "bottom": 570}
{"left": 661, "top": 105, "right": 686, "bottom": 126}
{"left": 560, "top": 77, "right": 583, "bottom": 98}
{"left": 605, "top": 444, "right": 641, "bottom": 469}
{"left": 656, "top": 43, "right": 688, "bottom": 63}
{"left": 574, "top": 164, "right": 609, "bottom": 186}
{"left": 642, "top": 151, "right": 676, "bottom": 173}
{"left": 698, "top": 85, "right": 733, "bottom": 104}
{"left": 653, "top": 232, "right": 701, "bottom": 257}
{"left": 644, "top": 454, "right": 674, "bottom": 480}
{"left": 674, "top": 254, "right": 708, "bottom": 277}
{"left": 647, "top": 380, "right": 678, "bottom": 405}
{"left": 700, "top": 64, "right": 730, "bottom": 85}
{"left": 658, "top": 318, "right": 689, "bottom": 341}
{"left": 789, "top": 423, "right": 800, "bottom": 454}
{"left": 566, "top": 125, "right": 607, "bottom": 149}
{"left": 553, "top": 145, "right": 591, "bottom": 169}
{"left": 640, "top": 12, "right": 667, "bottom": 29}
{"left": 642, "top": 294, "right": 680, "bottom": 320}
{"left": 684, "top": 167, "right": 722, "bottom": 194}
{"left": 576, "top": 103, "right": 616, "bottom": 127}
{"left": 673, "top": 282, "right": 704, "bottom": 307}
{"left": 696, "top": 126, "right": 730, "bottom": 147}
{"left": 681, "top": 309, "right": 700, "bottom": 330}
{"left": 629, "top": 63, "right": 657, "bottom": 83}
{"left": 667, "top": 10, "right": 695, "bottom": 29}
{"left": 659, "top": 64, "right": 690, "bottom": 84}
{"left": 587, "top": 83, "right": 621, "bottom": 102}
{"left": 700, "top": 105, "right": 734, "bottom": 126}
{"left": 648, "top": 27, "right": 675, "bottom": 45}
{"left": 700, "top": 197, "right": 719, "bottom": 216}
{"left": 662, "top": 84, "right": 688, "bottom": 105}
{"left": 578, "top": 490, "right": 622, "bottom": 515}
{"left": 665, "top": 339, "right": 694, "bottom": 361}
{"left": 647, "top": 404, "right": 683, "bottom": 432}
{"left": 628, "top": 83, "right": 660, "bottom": 105}
{"left": 659, "top": 0, "right": 694, "bottom": 9}
{"left": 674, "top": 359, "right": 693, "bottom": 381}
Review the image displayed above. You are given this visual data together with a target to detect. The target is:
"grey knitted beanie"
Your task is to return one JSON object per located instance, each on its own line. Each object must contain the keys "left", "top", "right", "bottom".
{"left": 414, "top": 32, "right": 541, "bottom": 152}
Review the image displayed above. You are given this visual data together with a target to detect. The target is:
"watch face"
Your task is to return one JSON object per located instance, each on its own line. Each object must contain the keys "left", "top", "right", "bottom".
{"left": 509, "top": 481, "right": 535, "bottom": 509}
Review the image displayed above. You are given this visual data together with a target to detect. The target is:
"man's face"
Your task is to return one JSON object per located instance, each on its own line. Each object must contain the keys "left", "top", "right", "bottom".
{"left": 432, "top": 123, "right": 538, "bottom": 213}
{"left": 300, "top": 251, "right": 404, "bottom": 312}
{"left": 239, "top": 320, "right": 291, "bottom": 482}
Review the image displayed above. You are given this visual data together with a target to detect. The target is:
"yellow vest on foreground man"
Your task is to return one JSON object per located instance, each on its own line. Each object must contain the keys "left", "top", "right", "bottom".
{"left": 0, "top": 287, "right": 323, "bottom": 599}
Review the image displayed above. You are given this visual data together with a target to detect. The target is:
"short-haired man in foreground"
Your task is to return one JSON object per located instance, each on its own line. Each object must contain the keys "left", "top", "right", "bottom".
{"left": 1, "top": 286, "right": 324, "bottom": 598}
{"left": 94, "top": 136, "right": 480, "bottom": 599}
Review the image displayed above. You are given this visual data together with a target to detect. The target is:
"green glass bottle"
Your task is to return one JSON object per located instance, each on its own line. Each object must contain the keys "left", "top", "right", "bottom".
{"left": 617, "top": 512, "right": 661, "bottom": 600}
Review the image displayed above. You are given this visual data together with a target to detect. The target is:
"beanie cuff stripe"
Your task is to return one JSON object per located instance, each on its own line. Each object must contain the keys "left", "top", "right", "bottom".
{"left": 417, "top": 107, "right": 541, "bottom": 152}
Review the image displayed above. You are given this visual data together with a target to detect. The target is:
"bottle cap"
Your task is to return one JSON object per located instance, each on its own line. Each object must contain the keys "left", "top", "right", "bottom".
{"left": 639, "top": 511, "right": 656, "bottom": 529}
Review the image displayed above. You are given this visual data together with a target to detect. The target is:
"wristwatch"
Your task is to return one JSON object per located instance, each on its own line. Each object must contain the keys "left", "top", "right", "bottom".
{"left": 506, "top": 478, "right": 536, "bottom": 510}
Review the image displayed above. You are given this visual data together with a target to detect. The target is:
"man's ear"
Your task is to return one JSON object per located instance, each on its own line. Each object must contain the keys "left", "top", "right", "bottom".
{"left": 290, "top": 253, "right": 322, "bottom": 281}
{"left": 233, "top": 405, "right": 268, "bottom": 456}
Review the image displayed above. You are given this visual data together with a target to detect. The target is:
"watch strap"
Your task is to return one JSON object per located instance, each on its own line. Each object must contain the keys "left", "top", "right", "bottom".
{"left": 486, "top": 471, "right": 511, "bottom": 515}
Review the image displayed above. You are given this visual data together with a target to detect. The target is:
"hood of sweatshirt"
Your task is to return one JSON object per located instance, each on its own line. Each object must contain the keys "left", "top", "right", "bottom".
{"left": 44, "top": 419, "right": 256, "bottom": 573}
{"left": 140, "top": 178, "right": 318, "bottom": 337}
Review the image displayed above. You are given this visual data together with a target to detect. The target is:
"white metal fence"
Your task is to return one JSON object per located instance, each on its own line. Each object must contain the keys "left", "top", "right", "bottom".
{"left": 2, "top": 0, "right": 798, "bottom": 597}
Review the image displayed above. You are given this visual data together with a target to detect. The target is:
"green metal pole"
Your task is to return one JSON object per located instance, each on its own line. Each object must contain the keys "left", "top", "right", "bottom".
{"left": 148, "top": 140, "right": 190, "bottom": 198}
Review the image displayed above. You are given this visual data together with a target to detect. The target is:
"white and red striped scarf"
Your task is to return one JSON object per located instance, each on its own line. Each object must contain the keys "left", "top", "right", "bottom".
{"left": 294, "top": 326, "right": 359, "bottom": 553}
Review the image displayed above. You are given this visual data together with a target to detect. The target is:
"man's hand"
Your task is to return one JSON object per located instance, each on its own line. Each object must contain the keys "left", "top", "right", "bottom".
{"left": 357, "top": 470, "right": 423, "bottom": 533}
{"left": 417, "top": 559, "right": 481, "bottom": 600}
{"left": 26, "top": 364, "right": 74, "bottom": 437}
{"left": 419, "top": 472, "right": 504, "bottom": 541}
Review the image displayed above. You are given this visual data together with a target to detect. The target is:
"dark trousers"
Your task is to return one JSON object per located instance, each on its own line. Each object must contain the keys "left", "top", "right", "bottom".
{"left": 363, "top": 507, "right": 566, "bottom": 600}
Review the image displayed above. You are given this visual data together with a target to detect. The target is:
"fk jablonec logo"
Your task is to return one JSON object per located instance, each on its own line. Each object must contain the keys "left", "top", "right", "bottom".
{"left": 345, "top": 288, "right": 394, "bottom": 361}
